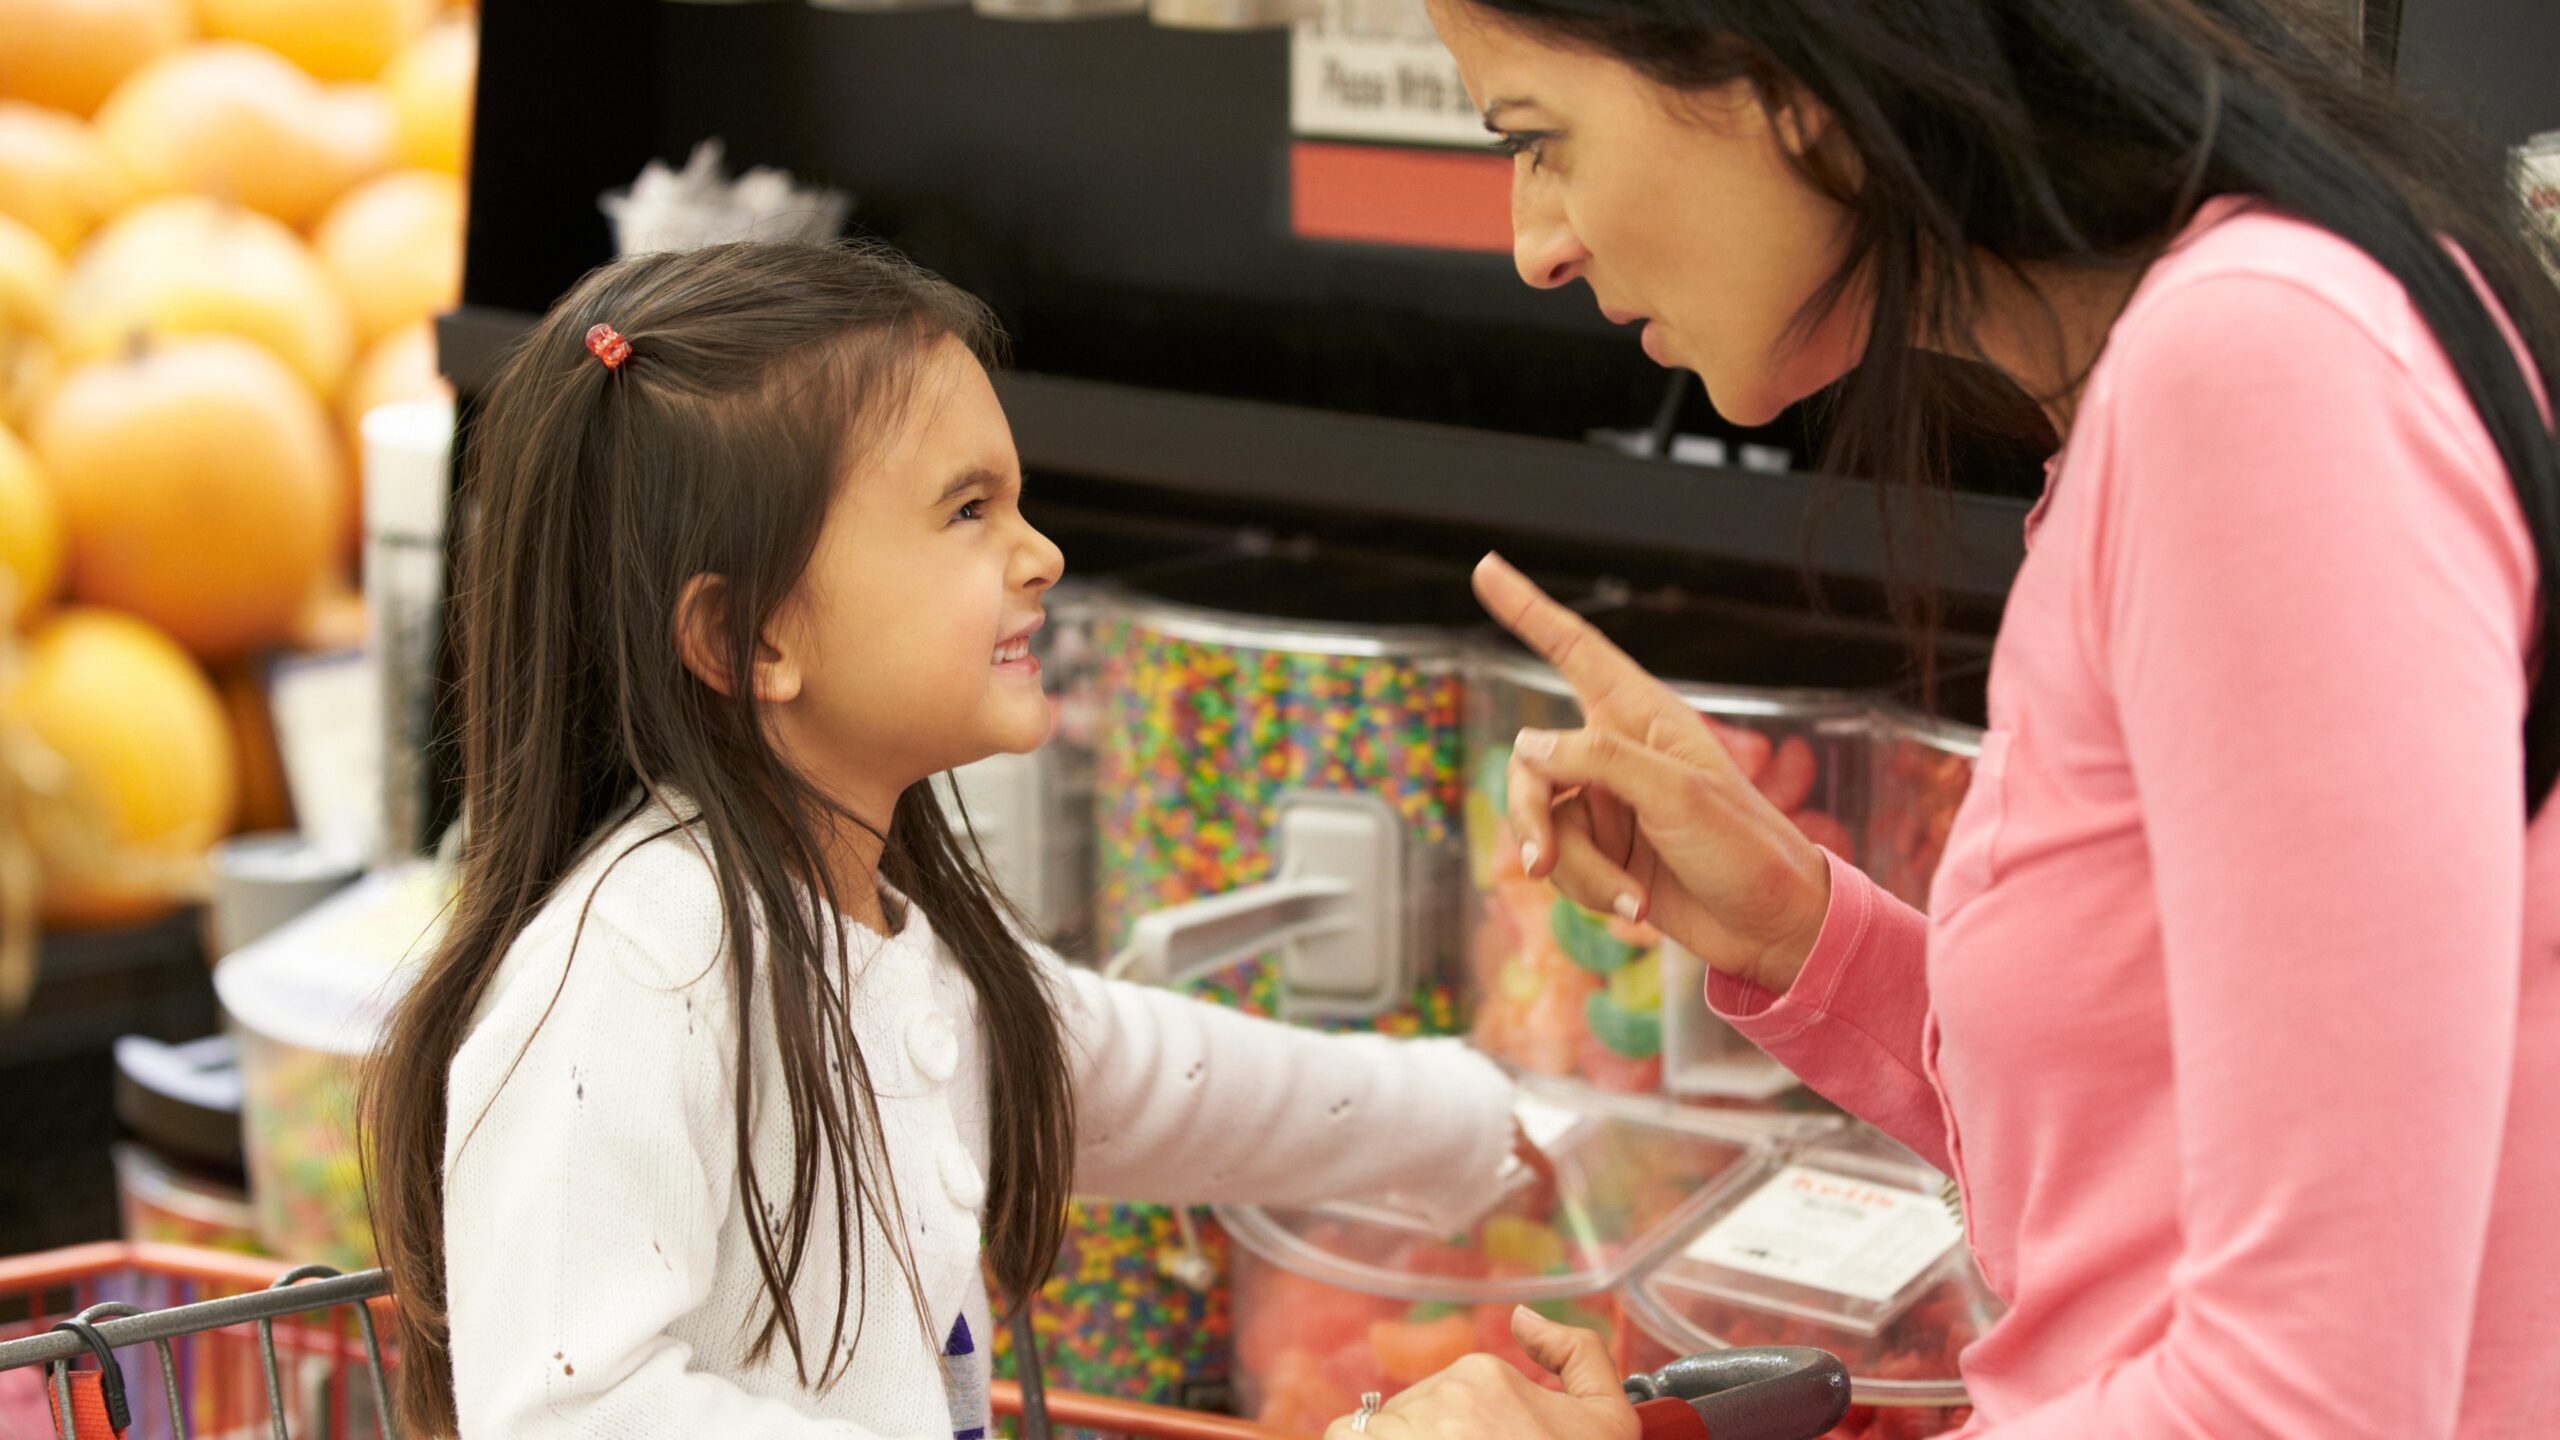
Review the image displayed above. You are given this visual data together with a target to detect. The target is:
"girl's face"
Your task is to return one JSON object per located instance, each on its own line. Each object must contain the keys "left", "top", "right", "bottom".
{"left": 765, "top": 338, "right": 1063, "bottom": 807}
{"left": 1425, "top": 0, "right": 1866, "bottom": 426}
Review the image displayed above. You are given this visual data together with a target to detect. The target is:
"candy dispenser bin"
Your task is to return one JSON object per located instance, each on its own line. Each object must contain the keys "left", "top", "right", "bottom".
{"left": 1092, "top": 547, "right": 1486, "bottom": 1030}
{"left": 1462, "top": 593, "right": 1898, "bottom": 1102}
{"left": 111, "top": 1144, "right": 262, "bottom": 1257}
{"left": 1019, "top": 548, "right": 1481, "bottom": 1412}
{"left": 213, "top": 864, "right": 449, "bottom": 1271}
{"left": 1864, "top": 703, "right": 1986, "bottom": 914}
{"left": 110, "top": 1034, "right": 261, "bottom": 1255}
{"left": 1220, "top": 1086, "right": 1778, "bottom": 1428}
{"left": 1627, "top": 1125, "right": 2003, "bottom": 1439}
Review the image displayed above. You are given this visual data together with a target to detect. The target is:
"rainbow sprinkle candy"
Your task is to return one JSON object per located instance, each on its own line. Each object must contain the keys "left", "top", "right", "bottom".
{"left": 1014, "top": 609, "right": 1470, "bottom": 1413}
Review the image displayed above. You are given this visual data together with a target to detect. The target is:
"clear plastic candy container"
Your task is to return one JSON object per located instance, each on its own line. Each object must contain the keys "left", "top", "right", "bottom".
{"left": 1053, "top": 550, "right": 1486, "bottom": 1410}
{"left": 1221, "top": 1088, "right": 1780, "bottom": 1428}
{"left": 1865, "top": 705, "right": 1986, "bottom": 913}
{"left": 214, "top": 864, "right": 448, "bottom": 1270}
{"left": 113, "top": 1143, "right": 262, "bottom": 1255}
{"left": 1091, "top": 549, "right": 1486, "bottom": 1032}
{"left": 1462, "top": 594, "right": 1895, "bottom": 1098}
{"left": 1629, "top": 1124, "right": 2005, "bottom": 1439}
{"left": 112, "top": 1034, "right": 261, "bottom": 1254}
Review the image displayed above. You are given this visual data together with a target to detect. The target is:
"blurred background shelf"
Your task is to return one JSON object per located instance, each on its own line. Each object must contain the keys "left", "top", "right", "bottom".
{"left": 439, "top": 304, "right": 2034, "bottom": 602}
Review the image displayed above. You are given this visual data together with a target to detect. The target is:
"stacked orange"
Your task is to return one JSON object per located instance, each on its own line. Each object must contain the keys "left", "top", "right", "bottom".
{"left": 0, "top": 0, "right": 473, "bottom": 927}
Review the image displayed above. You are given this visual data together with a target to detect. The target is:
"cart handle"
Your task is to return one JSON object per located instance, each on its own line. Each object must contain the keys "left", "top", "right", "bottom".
{"left": 1625, "top": 1347, "right": 1851, "bottom": 1440}
{"left": 47, "top": 1317, "right": 131, "bottom": 1434}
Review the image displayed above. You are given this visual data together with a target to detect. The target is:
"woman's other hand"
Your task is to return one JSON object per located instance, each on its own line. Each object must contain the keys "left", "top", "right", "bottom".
{"left": 1321, "top": 1308, "right": 1642, "bottom": 1440}
{"left": 1472, "top": 553, "right": 1831, "bottom": 996}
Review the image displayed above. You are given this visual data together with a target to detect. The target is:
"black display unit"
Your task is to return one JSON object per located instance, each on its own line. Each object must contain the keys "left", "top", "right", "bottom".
{"left": 441, "top": 0, "right": 2058, "bottom": 611}
{"left": 441, "top": 0, "right": 2551, "bottom": 611}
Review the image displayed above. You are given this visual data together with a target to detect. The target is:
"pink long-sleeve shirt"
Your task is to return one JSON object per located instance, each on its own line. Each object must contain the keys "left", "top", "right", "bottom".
{"left": 1709, "top": 196, "right": 2559, "bottom": 1437}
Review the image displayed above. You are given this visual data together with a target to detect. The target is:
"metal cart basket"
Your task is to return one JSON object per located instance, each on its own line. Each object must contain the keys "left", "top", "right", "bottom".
{"left": 0, "top": 1242, "right": 1849, "bottom": 1440}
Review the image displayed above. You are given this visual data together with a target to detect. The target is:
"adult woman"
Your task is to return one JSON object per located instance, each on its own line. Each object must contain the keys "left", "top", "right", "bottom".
{"left": 1335, "top": 0, "right": 2560, "bottom": 1436}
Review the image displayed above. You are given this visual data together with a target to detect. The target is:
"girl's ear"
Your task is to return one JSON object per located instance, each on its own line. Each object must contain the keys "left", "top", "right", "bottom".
{"left": 675, "top": 574, "right": 803, "bottom": 704}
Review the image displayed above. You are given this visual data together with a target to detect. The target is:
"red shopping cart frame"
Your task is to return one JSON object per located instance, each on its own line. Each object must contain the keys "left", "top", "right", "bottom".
{"left": 0, "top": 1242, "right": 1292, "bottom": 1440}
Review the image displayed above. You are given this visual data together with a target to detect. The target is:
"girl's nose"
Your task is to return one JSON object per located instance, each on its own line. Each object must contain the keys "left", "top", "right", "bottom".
{"left": 1019, "top": 523, "right": 1063, "bottom": 591}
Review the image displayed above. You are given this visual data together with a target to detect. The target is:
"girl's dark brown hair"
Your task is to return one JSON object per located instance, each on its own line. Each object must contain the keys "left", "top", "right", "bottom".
{"left": 359, "top": 240, "right": 1077, "bottom": 1435}
{"left": 1467, "top": 0, "right": 2560, "bottom": 809}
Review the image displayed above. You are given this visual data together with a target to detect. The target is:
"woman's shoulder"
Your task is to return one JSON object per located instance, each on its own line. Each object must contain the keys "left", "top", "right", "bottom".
{"left": 2115, "top": 195, "right": 2476, "bottom": 377}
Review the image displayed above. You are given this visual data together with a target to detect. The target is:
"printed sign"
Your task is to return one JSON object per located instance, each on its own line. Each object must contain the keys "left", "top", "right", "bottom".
{"left": 1291, "top": 0, "right": 1488, "bottom": 147}
{"left": 1684, "top": 1165, "right": 1965, "bottom": 1306}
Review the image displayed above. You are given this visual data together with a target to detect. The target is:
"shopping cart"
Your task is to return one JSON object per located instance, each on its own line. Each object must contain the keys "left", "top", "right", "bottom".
{"left": 0, "top": 1243, "right": 1848, "bottom": 1440}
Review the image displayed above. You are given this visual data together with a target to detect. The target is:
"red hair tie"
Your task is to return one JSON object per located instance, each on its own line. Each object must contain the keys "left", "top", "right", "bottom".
{"left": 585, "top": 322, "right": 632, "bottom": 371}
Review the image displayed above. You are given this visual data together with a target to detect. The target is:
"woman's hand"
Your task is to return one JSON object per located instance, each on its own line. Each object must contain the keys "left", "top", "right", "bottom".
{"left": 1321, "top": 1308, "right": 1640, "bottom": 1440}
{"left": 1473, "top": 554, "right": 1831, "bottom": 996}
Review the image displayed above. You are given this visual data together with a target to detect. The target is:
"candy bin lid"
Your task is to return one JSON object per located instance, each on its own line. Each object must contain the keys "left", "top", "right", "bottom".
{"left": 1473, "top": 588, "right": 1925, "bottom": 702}
{"left": 1630, "top": 1122, "right": 2006, "bottom": 1408}
{"left": 1100, "top": 543, "right": 1490, "bottom": 655}
{"left": 113, "top": 1034, "right": 247, "bottom": 1176}
{"left": 1474, "top": 588, "right": 1998, "bottom": 723}
{"left": 212, "top": 862, "right": 453, "bottom": 1057}
{"left": 1215, "top": 1080, "right": 1781, "bottom": 1306}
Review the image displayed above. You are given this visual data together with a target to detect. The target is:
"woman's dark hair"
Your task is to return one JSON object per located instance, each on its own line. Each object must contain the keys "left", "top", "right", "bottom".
{"left": 1465, "top": 0, "right": 2560, "bottom": 809}
{"left": 359, "top": 240, "right": 1077, "bottom": 1435}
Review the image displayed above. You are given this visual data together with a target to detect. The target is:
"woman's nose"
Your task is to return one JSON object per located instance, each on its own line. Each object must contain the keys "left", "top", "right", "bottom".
{"left": 1513, "top": 181, "right": 1588, "bottom": 290}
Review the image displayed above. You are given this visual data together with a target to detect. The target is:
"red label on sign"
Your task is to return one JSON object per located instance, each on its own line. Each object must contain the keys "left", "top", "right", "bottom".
{"left": 1290, "top": 142, "right": 1511, "bottom": 253}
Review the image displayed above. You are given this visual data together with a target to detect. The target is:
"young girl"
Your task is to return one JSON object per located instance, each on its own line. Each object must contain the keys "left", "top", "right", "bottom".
{"left": 360, "top": 242, "right": 1523, "bottom": 1438}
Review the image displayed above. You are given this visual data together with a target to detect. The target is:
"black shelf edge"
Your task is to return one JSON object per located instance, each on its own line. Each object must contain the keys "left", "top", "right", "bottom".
{"left": 995, "top": 371, "right": 2030, "bottom": 600}
{"left": 437, "top": 304, "right": 2028, "bottom": 599}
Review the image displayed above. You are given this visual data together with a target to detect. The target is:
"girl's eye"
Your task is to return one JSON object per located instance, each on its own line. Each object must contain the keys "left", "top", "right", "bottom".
{"left": 952, "top": 499, "right": 986, "bottom": 524}
{"left": 1492, "top": 131, "right": 1557, "bottom": 172}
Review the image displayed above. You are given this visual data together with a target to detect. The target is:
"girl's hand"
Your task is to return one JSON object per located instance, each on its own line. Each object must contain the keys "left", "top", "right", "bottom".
{"left": 1322, "top": 1308, "right": 1641, "bottom": 1440}
{"left": 1472, "top": 554, "right": 1831, "bottom": 997}
{"left": 1510, "top": 1117, "right": 1559, "bottom": 1213}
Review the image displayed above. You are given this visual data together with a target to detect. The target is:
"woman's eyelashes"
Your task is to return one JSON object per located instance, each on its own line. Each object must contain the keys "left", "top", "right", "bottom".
{"left": 1490, "top": 129, "right": 1560, "bottom": 171}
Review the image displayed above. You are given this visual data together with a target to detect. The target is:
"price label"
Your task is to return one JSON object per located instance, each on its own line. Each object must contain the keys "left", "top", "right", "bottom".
{"left": 1684, "top": 1165, "right": 1963, "bottom": 1305}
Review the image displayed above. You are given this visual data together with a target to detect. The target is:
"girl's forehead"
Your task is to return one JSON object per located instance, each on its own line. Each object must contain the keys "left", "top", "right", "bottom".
{"left": 839, "top": 341, "right": 1017, "bottom": 500}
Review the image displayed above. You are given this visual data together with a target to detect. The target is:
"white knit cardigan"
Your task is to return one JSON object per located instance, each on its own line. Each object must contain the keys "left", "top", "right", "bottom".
{"left": 440, "top": 805, "right": 1515, "bottom": 1437}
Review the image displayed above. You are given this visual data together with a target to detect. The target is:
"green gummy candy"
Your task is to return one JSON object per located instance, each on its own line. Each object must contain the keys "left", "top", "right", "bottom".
{"left": 1583, "top": 989, "right": 1663, "bottom": 1059}
{"left": 1549, "top": 897, "right": 1640, "bottom": 975}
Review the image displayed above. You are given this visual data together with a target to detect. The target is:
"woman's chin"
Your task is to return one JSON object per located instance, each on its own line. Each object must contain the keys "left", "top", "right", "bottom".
{"left": 1701, "top": 379, "right": 1785, "bottom": 430}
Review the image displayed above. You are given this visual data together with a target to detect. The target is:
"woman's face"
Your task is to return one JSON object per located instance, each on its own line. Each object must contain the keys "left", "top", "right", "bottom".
{"left": 1426, "top": 0, "right": 1865, "bottom": 426}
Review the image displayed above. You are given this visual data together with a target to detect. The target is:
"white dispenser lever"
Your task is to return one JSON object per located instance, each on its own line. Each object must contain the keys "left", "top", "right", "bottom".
{"left": 1114, "top": 790, "right": 1413, "bottom": 1021}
